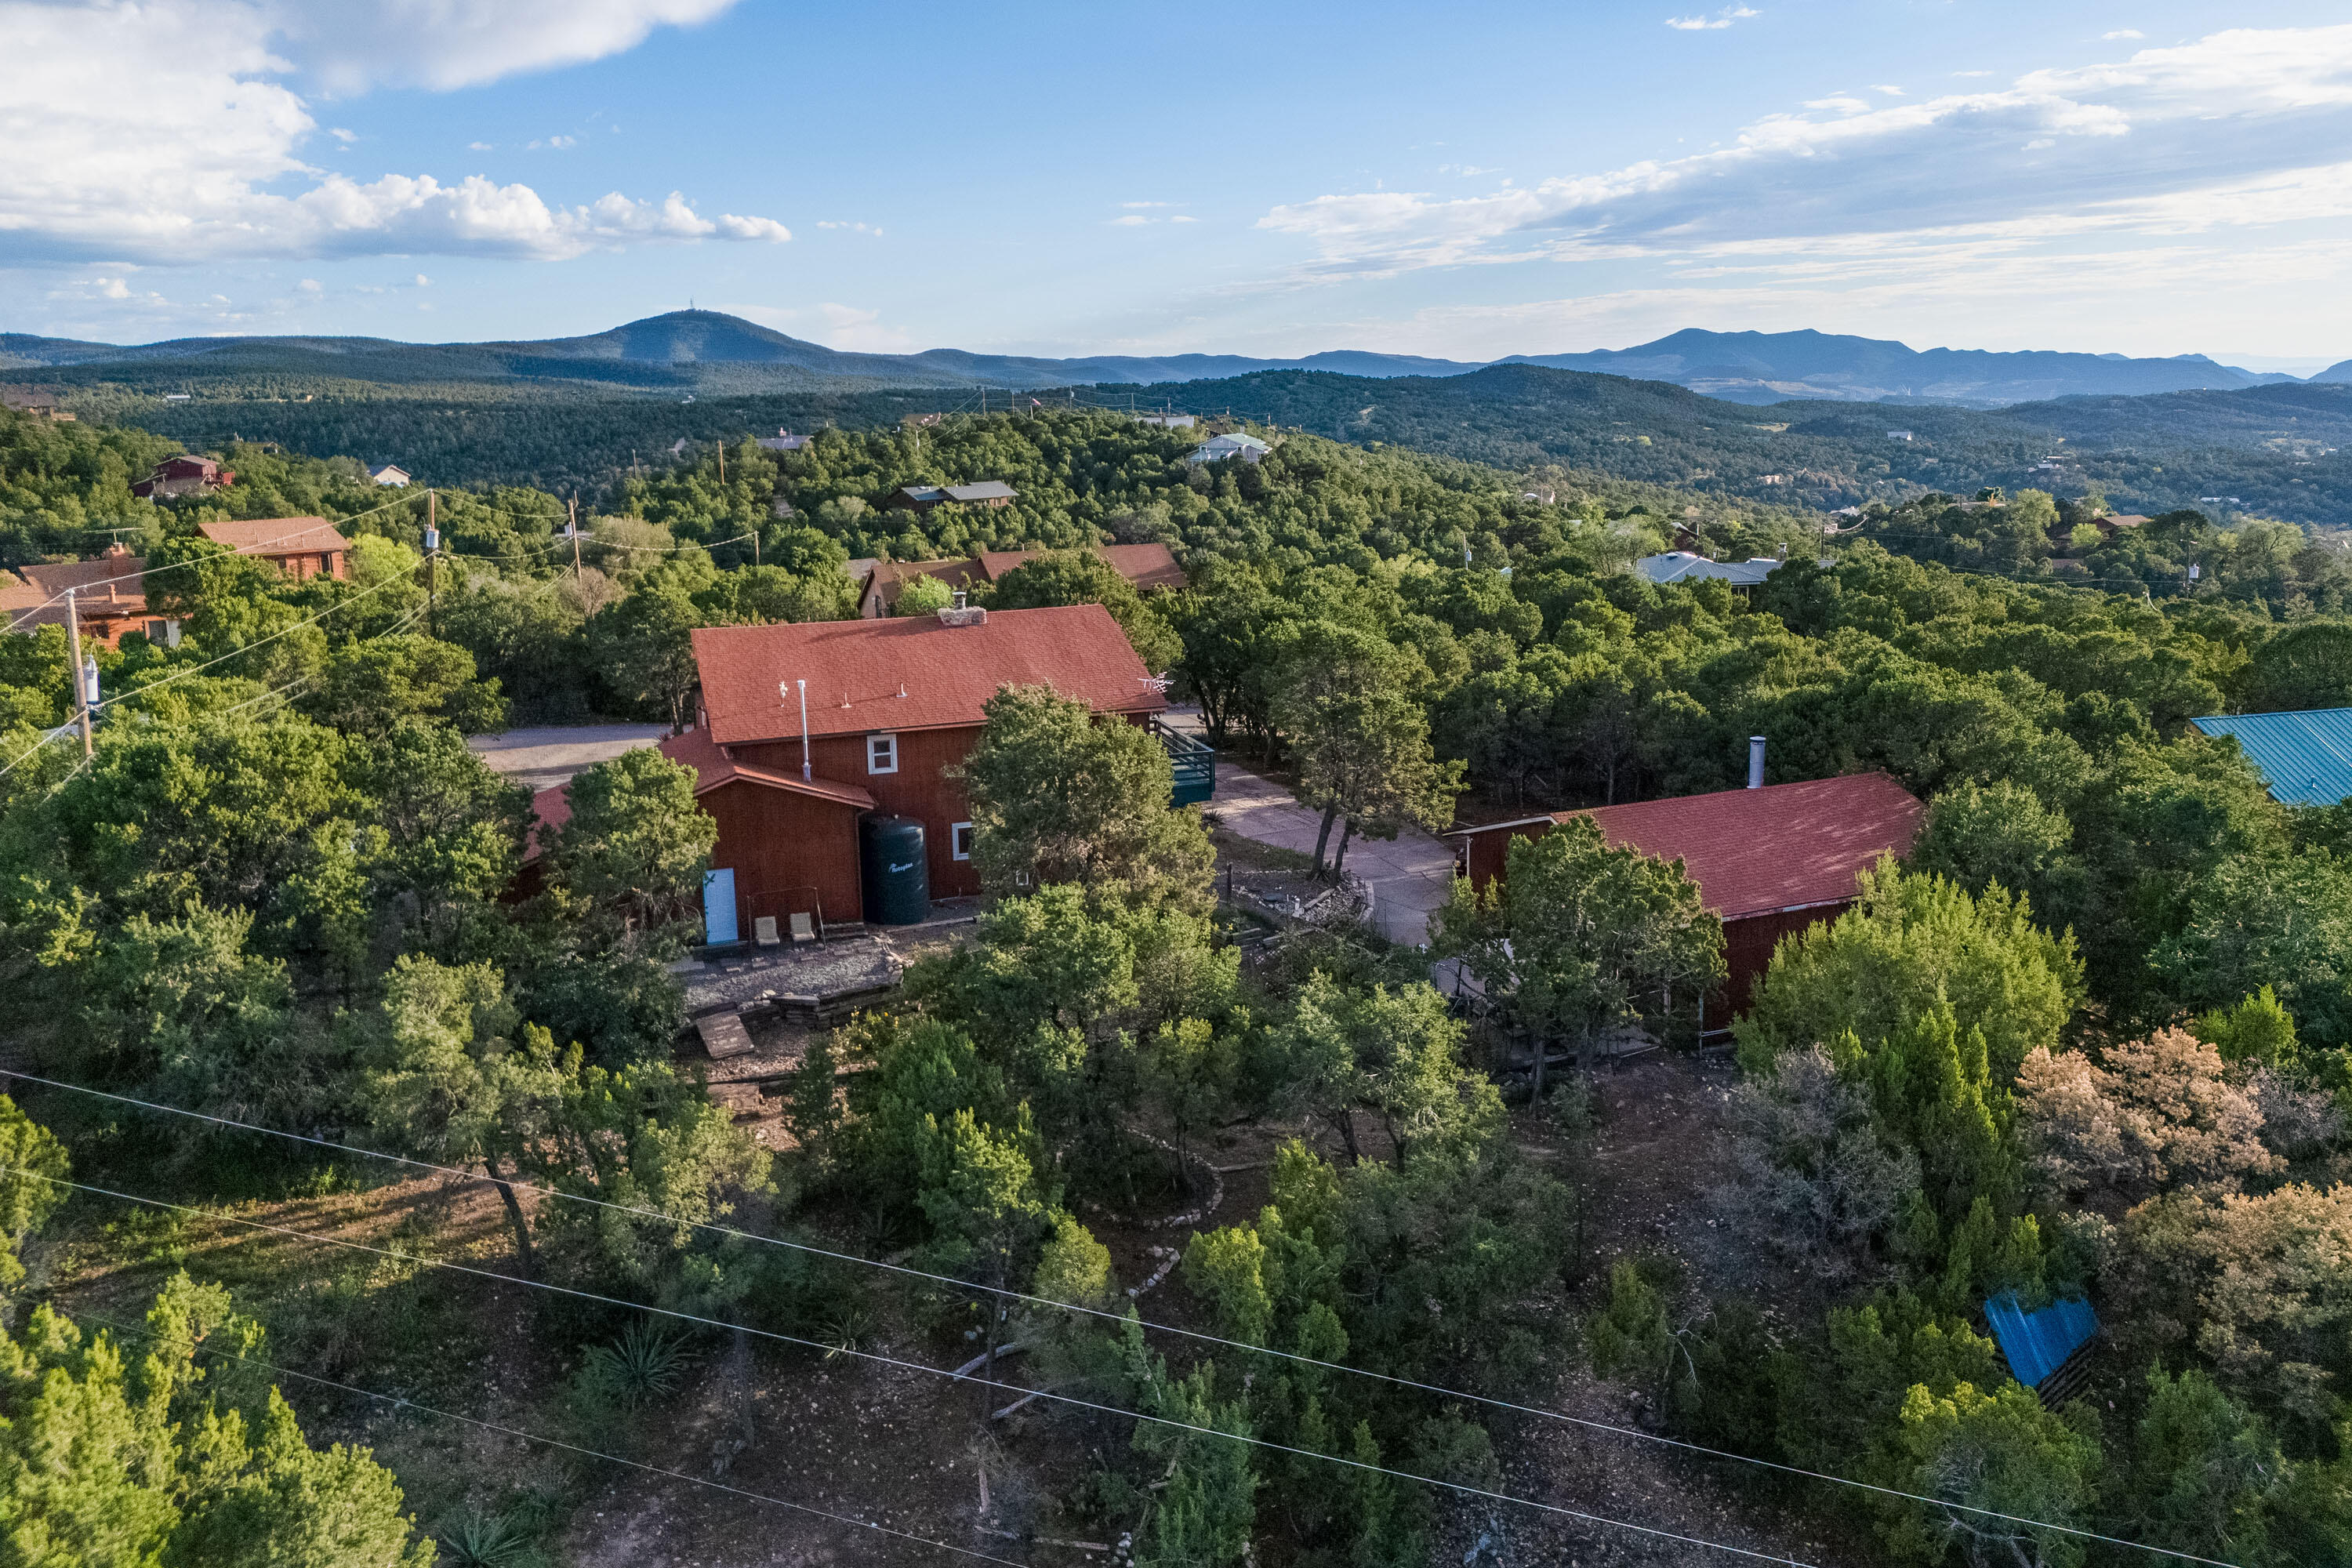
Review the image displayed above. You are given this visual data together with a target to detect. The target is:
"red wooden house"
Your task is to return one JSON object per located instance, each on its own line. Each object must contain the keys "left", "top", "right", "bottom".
{"left": 198, "top": 517, "right": 352, "bottom": 580}
{"left": 1446, "top": 772, "right": 1925, "bottom": 1031}
{"left": 521, "top": 604, "right": 1167, "bottom": 939}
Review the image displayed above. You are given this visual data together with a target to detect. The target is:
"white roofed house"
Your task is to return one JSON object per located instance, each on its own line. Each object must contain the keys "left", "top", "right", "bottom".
{"left": 368, "top": 464, "right": 411, "bottom": 486}
{"left": 1187, "top": 432, "right": 1272, "bottom": 464}
{"left": 1634, "top": 550, "right": 1788, "bottom": 590}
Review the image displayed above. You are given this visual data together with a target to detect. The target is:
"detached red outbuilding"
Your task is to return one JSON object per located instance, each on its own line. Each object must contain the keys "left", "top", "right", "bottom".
{"left": 1446, "top": 772, "right": 1926, "bottom": 1031}
{"left": 528, "top": 603, "right": 1166, "bottom": 938}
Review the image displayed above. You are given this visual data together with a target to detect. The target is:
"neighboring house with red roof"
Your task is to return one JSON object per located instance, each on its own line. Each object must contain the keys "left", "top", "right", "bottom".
{"left": 1446, "top": 771, "right": 1925, "bottom": 1030}
{"left": 851, "top": 543, "right": 1186, "bottom": 619}
{"left": 528, "top": 604, "right": 1167, "bottom": 939}
{"left": 197, "top": 517, "right": 352, "bottom": 581}
{"left": 1, "top": 543, "right": 175, "bottom": 648}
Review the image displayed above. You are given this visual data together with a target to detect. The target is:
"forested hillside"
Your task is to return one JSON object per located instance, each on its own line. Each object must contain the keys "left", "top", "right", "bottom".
{"left": 7, "top": 403, "right": 2352, "bottom": 1563}
{"left": 50, "top": 355, "right": 2352, "bottom": 528}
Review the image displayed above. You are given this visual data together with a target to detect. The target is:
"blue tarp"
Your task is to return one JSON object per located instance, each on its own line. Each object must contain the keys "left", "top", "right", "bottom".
{"left": 2191, "top": 709, "right": 2352, "bottom": 807}
{"left": 1984, "top": 1293, "right": 2099, "bottom": 1388}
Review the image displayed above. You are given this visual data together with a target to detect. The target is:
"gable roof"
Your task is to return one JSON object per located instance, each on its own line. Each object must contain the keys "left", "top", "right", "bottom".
{"left": 198, "top": 517, "right": 352, "bottom": 556}
{"left": 12, "top": 556, "right": 149, "bottom": 615}
{"left": 2191, "top": 708, "right": 2352, "bottom": 807}
{"left": 658, "top": 725, "right": 877, "bottom": 808}
{"left": 693, "top": 604, "right": 1165, "bottom": 746}
{"left": 521, "top": 729, "right": 874, "bottom": 863}
{"left": 864, "top": 557, "right": 984, "bottom": 614}
{"left": 1635, "top": 551, "right": 1784, "bottom": 588}
{"left": 944, "top": 481, "right": 1016, "bottom": 503}
{"left": 975, "top": 542, "right": 1187, "bottom": 593}
{"left": 1564, "top": 772, "right": 1925, "bottom": 920}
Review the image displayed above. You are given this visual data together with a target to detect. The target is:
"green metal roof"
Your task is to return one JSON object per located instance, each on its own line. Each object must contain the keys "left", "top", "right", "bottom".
{"left": 2191, "top": 708, "right": 2352, "bottom": 807}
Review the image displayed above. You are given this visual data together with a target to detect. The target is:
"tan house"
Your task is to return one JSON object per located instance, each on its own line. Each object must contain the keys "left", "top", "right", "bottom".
{"left": 198, "top": 517, "right": 352, "bottom": 581}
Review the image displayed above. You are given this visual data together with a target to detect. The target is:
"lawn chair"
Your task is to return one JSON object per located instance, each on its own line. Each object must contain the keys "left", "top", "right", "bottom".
{"left": 789, "top": 912, "right": 818, "bottom": 945}
{"left": 753, "top": 916, "right": 781, "bottom": 946}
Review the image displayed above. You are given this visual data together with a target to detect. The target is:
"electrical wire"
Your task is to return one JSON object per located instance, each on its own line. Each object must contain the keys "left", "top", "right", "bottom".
{"left": 16, "top": 1163, "right": 1832, "bottom": 1567}
{"left": 0, "top": 1076, "right": 2246, "bottom": 1567}
{"left": 2, "top": 493, "right": 423, "bottom": 635}
{"left": 54, "top": 1305, "right": 1037, "bottom": 1568}
{"left": 88, "top": 570, "right": 416, "bottom": 714}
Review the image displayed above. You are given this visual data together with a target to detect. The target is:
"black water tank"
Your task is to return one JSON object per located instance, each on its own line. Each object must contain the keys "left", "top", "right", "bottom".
{"left": 858, "top": 815, "right": 930, "bottom": 925}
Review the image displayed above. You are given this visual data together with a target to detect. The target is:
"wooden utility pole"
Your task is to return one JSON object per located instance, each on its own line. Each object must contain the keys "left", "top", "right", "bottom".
{"left": 717, "top": 441, "right": 724, "bottom": 484}
{"left": 425, "top": 488, "right": 438, "bottom": 637}
{"left": 64, "top": 588, "right": 90, "bottom": 758}
{"left": 568, "top": 497, "right": 582, "bottom": 580}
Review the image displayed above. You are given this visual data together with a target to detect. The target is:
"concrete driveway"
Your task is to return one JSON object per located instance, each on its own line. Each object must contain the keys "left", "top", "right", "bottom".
{"left": 1208, "top": 758, "right": 1458, "bottom": 948}
{"left": 467, "top": 724, "right": 670, "bottom": 793}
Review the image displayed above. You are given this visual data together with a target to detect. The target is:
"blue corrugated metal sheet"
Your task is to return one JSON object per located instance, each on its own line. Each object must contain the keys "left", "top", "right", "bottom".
{"left": 2191, "top": 709, "right": 2352, "bottom": 807}
{"left": 1984, "top": 1293, "right": 2099, "bottom": 1388}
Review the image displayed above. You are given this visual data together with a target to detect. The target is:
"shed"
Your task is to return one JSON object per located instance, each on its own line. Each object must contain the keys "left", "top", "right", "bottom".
{"left": 2190, "top": 709, "right": 2352, "bottom": 806}
{"left": 1984, "top": 1293, "right": 2099, "bottom": 1400}
{"left": 1446, "top": 771, "right": 1925, "bottom": 1030}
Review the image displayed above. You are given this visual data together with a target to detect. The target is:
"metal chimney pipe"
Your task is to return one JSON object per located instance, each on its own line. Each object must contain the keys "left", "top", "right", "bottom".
{"left": 797, "top": 678, "right": 811, "bottom": 782}
{"left": 1748, "top": 735, "right": 1766, "bottom": 789}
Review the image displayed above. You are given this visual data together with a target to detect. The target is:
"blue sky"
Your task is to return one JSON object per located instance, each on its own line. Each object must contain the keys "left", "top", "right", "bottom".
{"left": 5, "top": 1, "right": 2350, "bottom": 369}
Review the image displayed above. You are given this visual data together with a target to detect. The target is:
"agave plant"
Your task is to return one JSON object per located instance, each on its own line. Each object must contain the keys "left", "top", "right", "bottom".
{"left": 579, "top": 1321, "right": 693, "bottom": 1411}
{"left": 438, "top": 1508, "right": 540, "bottom": 1568}
{"left": 820, "top": 1298, "right": 879, "bottom": 1361}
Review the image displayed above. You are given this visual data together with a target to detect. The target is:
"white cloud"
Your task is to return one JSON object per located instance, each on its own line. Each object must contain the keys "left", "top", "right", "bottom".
{"left": 297, "top": 277, "right": 321, "bottom": 292}
{"left": 1805, "top": 95, "right": 1872, "bottom": 114}
{"left": 528, "top": 133, "right": 578, "bottom": 150}
{"left": 267, "top": 0, "right": 744, "bottom": 93}
{"left": 467, "top": 140, "right": 493, "bottom": 151}
{"left": 0, "top": 0, "right": 785, "bottom": 265}
{"left": 1869, "top": 85, "right": 1904, "bottom": 96}
{"left": 816, "top": 220, "right": 883, "bottom": 235}
{"left": 2105, "top": 30, "right": 2144, "bottom": 41}
{"left": 413, "top": 273, "right": 430, "bottom": 285}
{"left": 95, "top": 277, "right": 130, "bottom": 299}
{"left": 1665, "top": 5, "right": 1758, "bottom": 31}
{"left": 1109, "top": 214, "right": 1150, "bottom": 226}
{"left": 1122, "top": 201, "right": 1174, "bottom": 209}
{"left": 328, "top": 126, "right": 356, "bottom": 143}
{"left": 1255, "top": 24, "right": 2352, "bottom": 278}
{"left": 1171, "top": 215, "right": 1200, "bottom": 223}
{"left": 816, "top": 303, "right": 916, "bottom": 354}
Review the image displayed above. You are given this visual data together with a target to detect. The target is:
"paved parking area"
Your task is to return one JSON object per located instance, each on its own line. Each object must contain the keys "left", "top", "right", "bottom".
{"left": 467, "top": 724, "right": 670, "bottom": 793}
{"left": 1207, "top": 757, "right": 1457, "bottom": 948}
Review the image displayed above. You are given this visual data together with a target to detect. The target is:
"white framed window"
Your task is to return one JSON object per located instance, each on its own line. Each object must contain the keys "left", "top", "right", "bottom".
{"left": 866, "top": 732, "right": 898, "bottom": 775}
{"left": 1012, "top": 869, "right": 1031, "bottom": 888}
{"left": 951, "top": 822, "right": 975, "bottom": 861}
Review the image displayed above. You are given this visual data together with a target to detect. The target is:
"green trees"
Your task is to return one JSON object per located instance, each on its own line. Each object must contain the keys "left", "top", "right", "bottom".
{"left": 985, "top": 550, "right": 1182, "bottom": 671}
{"left": 955, "top": 685, "right": 1213, "bottom": 911}
{"left": 1737, "top": 862, "right": 2082, "bottom": 1087}
{"left": 540, "top": 749, "right": 716, "bottom": 942}
{"left": 0, "top": 1276, "right": 434, "bottom": 1568}
{"left": 1272, "top": 622, "right": 1461, "bottom": 876}
{"left": 1442, "top": 818, "right": 1722, "bottom": 1091}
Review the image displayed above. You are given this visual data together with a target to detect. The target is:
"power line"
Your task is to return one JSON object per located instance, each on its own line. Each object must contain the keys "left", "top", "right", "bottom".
{"left": 58, "top": 1304, "right": 1036, "bottom": 1568}
{"left": 89, "top": 570, "right": 416, "bottom": 715}
{"left": 18, "top": 1163, "right": 1829, "bottom": 1567}
{"left": 0, "top": 1076, "right": 2243, "bottom": 1566}
{"left": 2, "top": 494, "right": 424, "bottom": 635}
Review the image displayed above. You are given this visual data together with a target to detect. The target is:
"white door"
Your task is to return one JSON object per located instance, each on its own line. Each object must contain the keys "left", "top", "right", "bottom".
{"left": 702, "top": 868, "right": 739, "bottom": 945}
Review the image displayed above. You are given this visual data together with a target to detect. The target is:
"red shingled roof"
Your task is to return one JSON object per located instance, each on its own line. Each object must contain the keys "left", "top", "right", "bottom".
{"left": 198, "top": 517, "right": 351, "bottom": 555}
{"left": 521, "top": 730, "right": 876, "bottom": 862}
{"left": 693, "top": 604, "right": 1165, "bottom": 746}
{"left": 976, "top": 543, "right": 1188, "bottom": 593}
{"left": 1565, "top": 773, "right": 1924, "bottom": 920}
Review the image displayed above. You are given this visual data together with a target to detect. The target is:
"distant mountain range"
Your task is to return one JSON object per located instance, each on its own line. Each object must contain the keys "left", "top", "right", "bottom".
{"left": 4, "top": 311, "right": 2347, "bottom": 410}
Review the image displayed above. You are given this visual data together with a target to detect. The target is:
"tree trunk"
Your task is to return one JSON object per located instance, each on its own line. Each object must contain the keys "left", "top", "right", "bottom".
{"left": 1530, "top": 1030, "right": 1548, "bottom": 1103}
{"left": 1329, "top": 1108, "right": 1362, "bottom": 1166}
{"left": 482, "top": 1155, "right": 538, "bottom": 1282}
{"left": 1311, "top": 804, "right": 1338, "bottom": 873}
{"left": 1330, "top": 817, "right": 1356, "bottom": 877}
